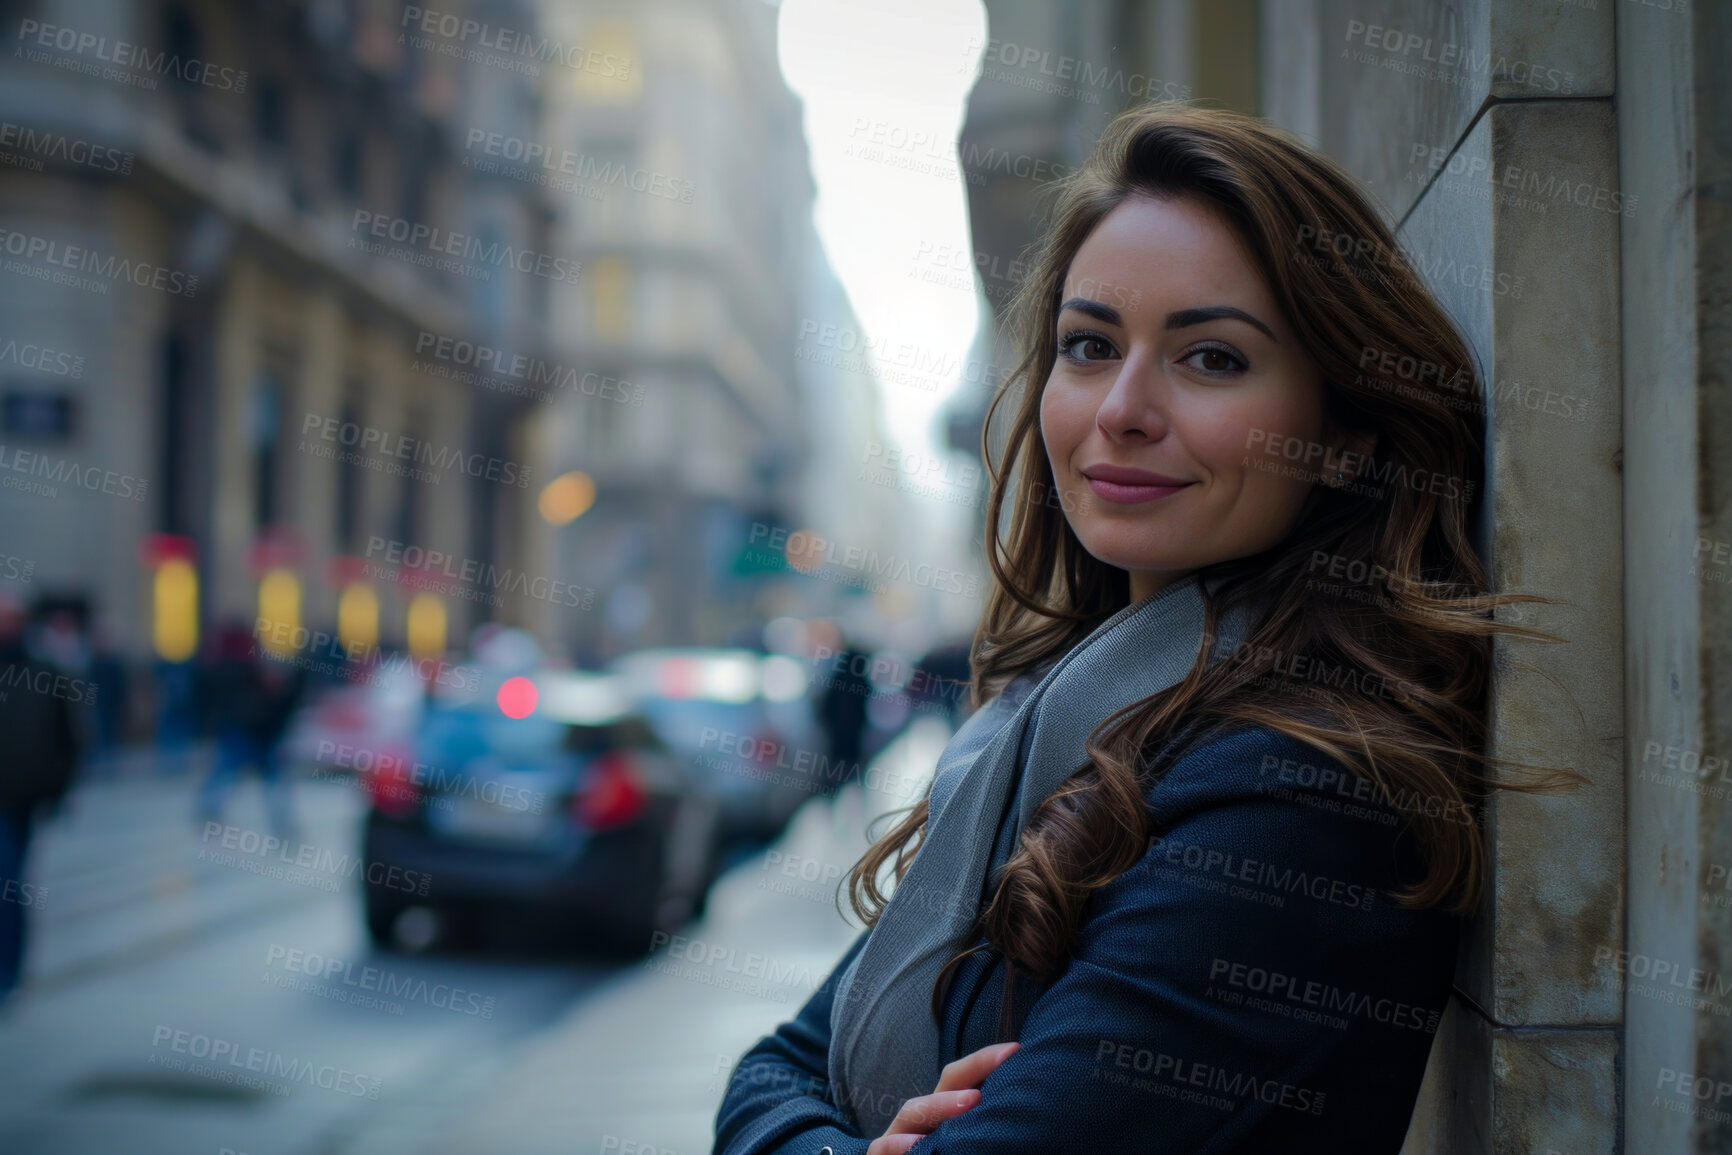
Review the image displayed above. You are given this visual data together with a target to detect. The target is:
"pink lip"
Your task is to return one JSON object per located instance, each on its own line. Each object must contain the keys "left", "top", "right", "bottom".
{"left": 1080, "top": 464, "right": 1194, "bottom": 504}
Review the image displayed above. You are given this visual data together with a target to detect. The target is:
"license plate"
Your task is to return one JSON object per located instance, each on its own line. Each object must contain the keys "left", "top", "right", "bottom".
{"left": 430, "top": 796, "right": 556, "bottom": 844}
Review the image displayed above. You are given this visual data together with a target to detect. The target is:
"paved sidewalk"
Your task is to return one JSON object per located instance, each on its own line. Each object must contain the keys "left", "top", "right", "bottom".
{"left": 19, "top": 757, "right": 358, "bottom": 996}
{"left": 329, "top": 716, "right": 950, "bottom": 1155}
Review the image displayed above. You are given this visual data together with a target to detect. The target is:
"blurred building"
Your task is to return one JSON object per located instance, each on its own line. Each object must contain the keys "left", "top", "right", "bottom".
{"left": 774, "top": 230, "right": 919, "bottom": 649}
{"left": 0, "top": 0, "right": 551, "bottom": 687}
{"left": 520, "top": 0, "right": 814, "bottom": 658}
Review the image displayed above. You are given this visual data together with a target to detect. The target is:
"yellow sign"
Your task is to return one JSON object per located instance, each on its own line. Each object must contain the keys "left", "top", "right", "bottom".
{"left": 152, "top": 558, "right": 199, "bottom": 662}
{"left": 257, "top": 569, "right": 302, "bottom": 656}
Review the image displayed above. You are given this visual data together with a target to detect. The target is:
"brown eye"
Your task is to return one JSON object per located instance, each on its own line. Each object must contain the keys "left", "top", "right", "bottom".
{"left": 1180, "top": 344, "right": 1247, "bottom": 376}
{"left": 1059, "top": 330, "right": 1118, "bottom": 362}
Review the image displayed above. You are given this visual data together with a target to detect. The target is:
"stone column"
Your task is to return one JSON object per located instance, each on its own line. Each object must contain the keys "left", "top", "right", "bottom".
{"left": 1262, "top": 2, "right": 1627, "bottom": 1150}
{"left": 1618, "top": 1, "right": 1732, "bottom": 1151}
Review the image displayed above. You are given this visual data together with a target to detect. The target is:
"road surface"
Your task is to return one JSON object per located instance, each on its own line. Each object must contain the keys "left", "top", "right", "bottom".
{"left": 0, "top": 719, "right": 949, "bottom": 1155}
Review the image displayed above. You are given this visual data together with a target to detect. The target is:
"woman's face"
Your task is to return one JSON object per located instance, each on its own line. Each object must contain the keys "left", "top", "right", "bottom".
{"left": 1039, "top": 193, "right": 1370, "bottom": 601}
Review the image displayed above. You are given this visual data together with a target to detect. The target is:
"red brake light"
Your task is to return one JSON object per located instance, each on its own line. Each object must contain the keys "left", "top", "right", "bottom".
{"left": 497, "top": 676, "right": 538, "bottom": 718}
{"left": 366, "top": 747, "right": 419, "bottom": 816}
{"left": 573, "top": 751, "right": 649, "bottom": 830}
{"left": 657, "top": 659, "right": 698, "bottom": 699}
{"left": 748, "top": 730, "right": 782, "bottom": 767}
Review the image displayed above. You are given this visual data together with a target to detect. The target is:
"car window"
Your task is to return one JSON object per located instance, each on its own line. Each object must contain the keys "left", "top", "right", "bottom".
{"left": 636, "top": 699, "right": 763, "bottom": 749}
{"left": 420, "top": 707, "right": 568, "bottom": 764}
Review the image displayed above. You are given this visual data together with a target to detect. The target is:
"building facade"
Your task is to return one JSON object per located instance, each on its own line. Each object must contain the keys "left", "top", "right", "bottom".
{"left": 0, "top": 0, "right": 553, "bottom": 692}
{"left": 520, "top": 0, "right": 816, "bottom": 659}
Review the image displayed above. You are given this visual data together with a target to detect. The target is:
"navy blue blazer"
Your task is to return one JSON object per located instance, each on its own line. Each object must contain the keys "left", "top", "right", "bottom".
{"left": 713, "top": 725, "right": 1461, "bottom": 1154}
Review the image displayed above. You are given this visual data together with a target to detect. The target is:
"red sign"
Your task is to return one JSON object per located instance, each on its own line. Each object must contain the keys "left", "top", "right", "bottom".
{"left": 326, "top": 555, "right": 372, "bottom": 589}
{"left": 138, "top": 533, "right": 196, "bottom": 568}
{"left": 246, "top": 527, "right": 306, "bottom": 577}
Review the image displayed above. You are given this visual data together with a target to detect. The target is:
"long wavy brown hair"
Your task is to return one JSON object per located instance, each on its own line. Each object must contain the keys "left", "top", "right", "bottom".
{"left": 844, "top": 104, "right": 1576, "bottom": 1008}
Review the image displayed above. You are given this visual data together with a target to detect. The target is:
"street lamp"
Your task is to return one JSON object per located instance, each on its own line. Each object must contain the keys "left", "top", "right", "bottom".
{"left": 538, "top": 470, "right": 596, "bottom": 526}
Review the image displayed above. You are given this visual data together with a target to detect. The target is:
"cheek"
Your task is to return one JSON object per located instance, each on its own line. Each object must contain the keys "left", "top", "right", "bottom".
{"left": 1177, "top": 398, "right": 1266, "bottom": 479}
{"left": 1039, "top": 377, "right": 1089, "bottom": 471}
{"left": 1181, "top": 389, "right": 1323, "bottom": 483}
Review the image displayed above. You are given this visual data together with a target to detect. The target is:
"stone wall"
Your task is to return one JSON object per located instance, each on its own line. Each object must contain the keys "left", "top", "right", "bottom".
{"left": 1617, "top": 1, "right": 1732, "bottom": 1151}
{"left": 1262, "top": 1, "right": 1727, "bottom": 1151}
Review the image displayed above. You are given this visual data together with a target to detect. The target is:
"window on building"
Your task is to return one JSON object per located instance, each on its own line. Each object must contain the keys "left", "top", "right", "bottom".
{"left": 572, "top": 20, "right": 641, "bottom": 106}
{"left": 587, "top": 369, "right": 623, "bottom": 455}
{"left": 251, "top": 370, "right": 286, "bottom": 529}
{"left": 335, "top": 127, "right": 363, "bottom": 199}
{"left": 255, "top": 77, "right": 288, "bottom": 147}
{"left": 1, "top": 390, "right": 77, "bottom": 439}
{"left": 0, "top": 2, "right": 40, "bottom": 29}
{"left": 580, "top": 140, "right": 635, "bottom": 233}
{"left": 163, "top": 1, "right": 221, "bottom": 150}
{"left": 336, "top": 384, "right": 362, "bottom": 552}
{"left": 158, "top": 331, "right": 189, "bottom": 534}
{"left": 392, "top": 408, "right": 425, "bottom": 546}
{"left": 472, "top": 221, "right": 508, "bottom": 331}
{"left": 590, "top": 256, "right": 630, "bottom": 342}
{"left": 401, "top": 163, "right": 429, "bottom": 228}
{"left": 163, "top": 2, "right": 198, "bottom": 91}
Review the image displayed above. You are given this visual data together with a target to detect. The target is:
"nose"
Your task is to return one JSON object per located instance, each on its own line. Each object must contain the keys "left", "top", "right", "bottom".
{"left": 1094, "top": 348, "right": 1169, "bottom": 443}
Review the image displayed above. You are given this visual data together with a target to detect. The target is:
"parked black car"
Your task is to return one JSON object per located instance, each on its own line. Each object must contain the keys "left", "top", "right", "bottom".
{"left": 360, "top": 670, "right": 722, "bottom": 955}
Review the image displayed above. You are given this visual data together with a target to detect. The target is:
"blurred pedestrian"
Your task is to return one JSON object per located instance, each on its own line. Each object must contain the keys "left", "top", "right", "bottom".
{"left": 0, "top": 593, "right": 80, "bottom": 1004}
{"left": 28, "top": 603, "right": 90, "bottom": 678}
{"left": 912, "top": 639, "right": 973, "bottom": 730}
{"left": 27, "top": 602, "right": 98, "bottom": 752}
{"left": 815, "top": 641, "right": 871, "bottom": 796}
{"left": 87, "top": 626, "right": 128, "bottom": 752}
{"left": 195, "top": 623, "right": 304, "bottom": 836}
{"left": 154, "top": 656, "right": 200, "bottom": 751}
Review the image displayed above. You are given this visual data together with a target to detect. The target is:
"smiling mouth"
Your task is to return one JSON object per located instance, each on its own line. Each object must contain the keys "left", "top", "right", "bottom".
{"left": 1080, "top": 467, "right": 1194, "bottom": 505}
{"left": 1084, "top": 477, "right": 1192, "bottom": 503}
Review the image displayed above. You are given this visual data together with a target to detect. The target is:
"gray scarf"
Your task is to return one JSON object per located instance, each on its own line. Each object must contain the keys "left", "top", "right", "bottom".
{"left": 827, "top": 573, "right": 1259, "bottom": 1135}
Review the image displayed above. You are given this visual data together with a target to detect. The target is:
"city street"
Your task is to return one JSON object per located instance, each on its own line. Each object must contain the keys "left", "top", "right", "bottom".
{"left": 0, "top": 720, "right": 947, "bottom": 1155}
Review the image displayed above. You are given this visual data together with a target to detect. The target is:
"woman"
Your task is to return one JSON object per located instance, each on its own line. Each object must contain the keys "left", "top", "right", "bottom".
{"left": 714, "top": 104, "right": 1563, "bottom": 1154}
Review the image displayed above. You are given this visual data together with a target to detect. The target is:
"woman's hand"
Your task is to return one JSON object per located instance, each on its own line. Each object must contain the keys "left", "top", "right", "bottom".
{"left": 864, "top": 1042, "right": 1020, "bottom": 1155}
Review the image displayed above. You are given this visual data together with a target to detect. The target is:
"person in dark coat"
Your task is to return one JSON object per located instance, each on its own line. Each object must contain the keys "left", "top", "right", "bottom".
{"left": 712, "top": 105, "right": 1533, "bottom": 1153}
{"left": 0, "top": 595, "right": 81, "bottom": 1002}
{"left": 714, "top": 728, "right": 1457, "bottom": 1154}
{"left": 910, "top": 640, "right": 972, "bottom": 730}
{"left": 814, "top": 643, "right": 872, "bottom": 797}
{"left": 195, "top": 623, "right": 304, "bottom": 835}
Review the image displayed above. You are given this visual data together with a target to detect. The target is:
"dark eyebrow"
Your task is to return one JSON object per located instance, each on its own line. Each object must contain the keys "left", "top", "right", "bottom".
{"left": 1059, "top": 298, "right": 1278, "bottom": 344}
{"left": 1058, "top": 298, "right": 1122, "bottom": 326}
{"left": 1165, "top": 306, "right": 1276, "bottom": 342}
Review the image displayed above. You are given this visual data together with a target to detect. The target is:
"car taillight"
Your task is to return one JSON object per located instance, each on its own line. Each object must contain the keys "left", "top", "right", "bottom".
{"left": 572, "top": 751, "right": 649, "bottom": 830}
{"left": 367, "top": 747, "right": 420, "bottom": 817}
{"left": 748, "top": 730, "right": 782, "bottom": 767}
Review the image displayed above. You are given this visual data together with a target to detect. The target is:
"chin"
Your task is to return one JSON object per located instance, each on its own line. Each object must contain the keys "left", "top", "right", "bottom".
{"left": 1074, "top": 532, "right": 1180, "bottom": 578}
